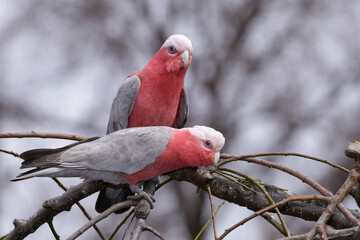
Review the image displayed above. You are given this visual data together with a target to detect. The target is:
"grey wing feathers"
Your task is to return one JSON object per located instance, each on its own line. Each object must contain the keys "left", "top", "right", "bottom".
{"left": 173, "top": 87, "right": 189, "bottom": 128}
{"left": 107, "top": 75, "right": 141, "bottom": 134}
{"left": 62, "top": 127, "right": 172, "bottom": 174}
{"left": 30, "top": 127, "right": 172, "bottom": 175}
{"left": 13, "top": 127, "right": 173, "bottom": 183}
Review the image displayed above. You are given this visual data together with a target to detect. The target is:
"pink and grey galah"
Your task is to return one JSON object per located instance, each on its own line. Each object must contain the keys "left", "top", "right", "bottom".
{"left": 107, "top": 34, "right": 192, "bottom": 132}
{"left": 12, "top": 126, "right": 225, "bottom": 207}
{"left": 97, "top": 34, "right": 193, "bottom": 212}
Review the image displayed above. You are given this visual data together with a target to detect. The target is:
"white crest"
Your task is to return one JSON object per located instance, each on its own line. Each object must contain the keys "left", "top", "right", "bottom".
{"left": 187, "top": 125, "right": 225, "bottom": 152}
{"left": 162, "top": 34, "right": 193, "bottom": 54}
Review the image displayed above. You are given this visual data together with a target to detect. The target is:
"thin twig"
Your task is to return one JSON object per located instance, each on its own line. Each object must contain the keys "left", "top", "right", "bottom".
{"left": 195, "top": 201, "right": 225, "bottom": 240}
{"left": 303, "top": 167, "right": 360, "bottom": 239}
{"left": 51, "top": 178, "right": 106, "bottom": 240}
{"left": 0, "top": 235, "right": 7, "bottom": 240}
{"left": 155, "top": 177, "right": 172, "bottom": 191}
{"left": 141, "top": 223, "right": 166, "bottom": 240}
{"left": 206, "top": 185, "right": 218, "bottom": 240}
{"left": 219, "top": 168, "right": 290, "bottom": 237}
{"left": 48, "top": 221, "right": 60, "bottom": 240}
{"left": 220, "top": 152, "right": 349, "bottom": 173}
{"left": 109, "top": 209, "right": 134, "bottom": 240}
{"left": 5, "top": 180, "right": 106, "bottom": 240}
{"left": 316, "top": 225, "right": 328, "bottom": 240}
{"left": 0, "top": 131, "right": 87, "bottom": 141}
{"left": 316, "top": 226, "right": 360, "bottom": 239}
{"left": 168, "top": 167, "right": 358, "bottom": 229}
{"left": 215, "top": 170, "right": 258, "bottom": 193}
{"left": 218, "top": 168, "right": 287, "bottom": 191}
{"left": 218, "top": 195, "right": 330, "bottom": 240}
{"left": 261, "top": 212, "right": 293, "bottom": 237}
{"left": 0, "top": 149, "right": 20, "bottom": 158}
{"left": 218, "top": 156, "right": 359, "bottom": 225}
{"left": 123, "top": 215, "right": 136, "bottom": 240}
{"left": 67, "top": 200, "right": 137, "bottom": 240}
{"left": 130, "top": 218, "right": 165, "bottom": 240}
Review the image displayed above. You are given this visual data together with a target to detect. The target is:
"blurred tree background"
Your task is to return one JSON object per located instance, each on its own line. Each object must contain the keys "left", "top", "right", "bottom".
{"left": 1, "top": 0, "right": 360, "bottom": 239}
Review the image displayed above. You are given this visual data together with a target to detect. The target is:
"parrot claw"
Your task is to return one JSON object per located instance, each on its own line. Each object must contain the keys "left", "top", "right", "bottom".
{"left": 129, "top": 185, "right": 156, "bottom": 209}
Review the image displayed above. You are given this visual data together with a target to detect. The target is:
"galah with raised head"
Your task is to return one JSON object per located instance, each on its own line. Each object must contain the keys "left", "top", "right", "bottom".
{"left": 12, "top": 126, "right": 225, "bottom": 207}
{"left": 98, "top": 34, "right": 193, "bottom": 213}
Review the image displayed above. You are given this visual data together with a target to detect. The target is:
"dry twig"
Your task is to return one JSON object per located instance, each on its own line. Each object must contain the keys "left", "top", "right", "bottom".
{"left": 206, "top": 185, "right": 218, "bottom": 239}
{"left": 67, "top": 200, "right": 137, "bottom": 240}
{"left": 51, "top": 178, "right": 106, "bottom": 240}
{"left": 4, "top": 180, "right": 106, "bottom": 240}
{"left": 129, "top": 219, "right": 165, "bottom": 240}
{"left": 218, "top": 155, "right": 359, "bottom": 225}
{"left": 218, "top": 195, "right": 330, "bottom": 240}
{"left": 0, "top": 131, "right": 87, "bottom": 141}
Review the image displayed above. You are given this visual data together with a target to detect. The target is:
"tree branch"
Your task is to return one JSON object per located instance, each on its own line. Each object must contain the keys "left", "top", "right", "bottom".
{"left": 130, "top": 219, "right": 165, "bottom": 240}
{"left": 167, "top": 168, "right": 360, "bottom": 229}
{"left": 218, "top": 195, "right": 330, "bottom": 240}
{"left": 219, "top": 155, "right": 359, "bottom": 225}
{"left": 51, "top": 178, "right": 106, "bottom": 240}
{"left": 206, "top": 185, "right": 218, "bottom": 239}
{"left": 0, "top": 132, "right": 87, "bottom": 141}
{"left": 4, "top": 180, "right": 105, "bottom": 240}
{"left": 0, "top": 149, "right": 19, "bottom": 158}
{"left": 67, "top": 200, "right": 138, "bottom": 240}
{"left": 6, "top": 165, "right": 360, "bottom": 240}
{"left": 305, "top": 167, "right": 360, "bottom": 239}
{"left": 3, "top": 130, "right": 360, "bottom": 239}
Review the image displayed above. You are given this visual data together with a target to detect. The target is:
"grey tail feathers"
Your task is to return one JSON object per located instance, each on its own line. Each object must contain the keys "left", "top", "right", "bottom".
{"left": 11, "top": 168, "right": 62, "bottom": 181}
{"left": 13, "top": 136, "right": 100, "bottom": 181}
{"left": 19, "top": 136, "right": 100, "bottom": 168}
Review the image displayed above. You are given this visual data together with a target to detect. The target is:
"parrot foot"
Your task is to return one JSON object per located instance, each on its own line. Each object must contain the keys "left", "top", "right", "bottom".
{"left": 128, "top": 185, "right": 156, "bottom": 209}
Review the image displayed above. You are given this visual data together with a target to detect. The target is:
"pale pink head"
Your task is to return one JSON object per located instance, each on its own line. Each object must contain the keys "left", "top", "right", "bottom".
{"left": 187, "top": 125, "right": 225, "bottom": 163}
{"left": 149, "top": 34, "right": 193, "bottom": 73}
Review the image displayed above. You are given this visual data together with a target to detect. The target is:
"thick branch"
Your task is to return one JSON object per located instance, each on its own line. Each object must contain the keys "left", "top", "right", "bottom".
{"left": 5, "top": 180, "right": 105, "bottom": 240}
{"left": 5, "top": 156, "right": 360, "bottom": 239}
{"left": 167, "top": 168, "right": 360, "bottom": 229}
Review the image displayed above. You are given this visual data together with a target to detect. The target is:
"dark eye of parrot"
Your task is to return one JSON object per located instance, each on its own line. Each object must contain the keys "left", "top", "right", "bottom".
{"left": 168, "top": 45, "right": 177, "bottom": 54}
{"left": 203, "top": 140, "right": 213, "bottom": 149}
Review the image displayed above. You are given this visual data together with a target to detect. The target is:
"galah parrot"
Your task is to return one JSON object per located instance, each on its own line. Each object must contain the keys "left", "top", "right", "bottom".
{"left": 98, "top": 34, "right": 193, "bottom": 213}
{"left": 12, "top": 126, "right": 225, "bottom": 207}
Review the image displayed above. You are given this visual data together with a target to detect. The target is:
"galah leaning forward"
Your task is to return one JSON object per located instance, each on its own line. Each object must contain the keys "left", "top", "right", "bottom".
{"left": 99, "top": 34, "right": 193, "bottom": 213}
{"left": 12, "top": 126, "right": 225, "bottom": 207}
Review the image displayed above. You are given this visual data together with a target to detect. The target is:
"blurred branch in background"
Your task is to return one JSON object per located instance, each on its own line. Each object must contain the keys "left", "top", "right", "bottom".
{"left": 2, "top": 0, "right": 360, "bottom": 239}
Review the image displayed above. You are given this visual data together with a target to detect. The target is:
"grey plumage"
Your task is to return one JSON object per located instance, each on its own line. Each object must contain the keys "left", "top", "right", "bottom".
{"left": 107, "top": 75, "right": 141, "bottom": 133}
{"left": 173, "top": 87, "right": 189, "bottom": 129}
{"left": 13, "top": 127, "right": 173, "bottom": 184}
{"left": 96, "top": 76, "right": 189, "bottom": 213}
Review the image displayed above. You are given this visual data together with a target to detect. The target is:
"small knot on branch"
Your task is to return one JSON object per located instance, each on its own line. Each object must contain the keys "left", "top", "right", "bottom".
{"left": 13, "top": 219, "right": 27, "bottom": 228}
{"left": 196, "top": 166, "right": 214, "bottom": 182}
{"left": 43, "top": 198, "right": 71, "bottom": 211}
{"left": 42, "top": 199, "right": 56, "bottom": 209}
{"left": 12, "top": 219, "right": 28, "bottom": 236}
{"left": 345, "top": 141, "right": 360, "bottom": 163}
